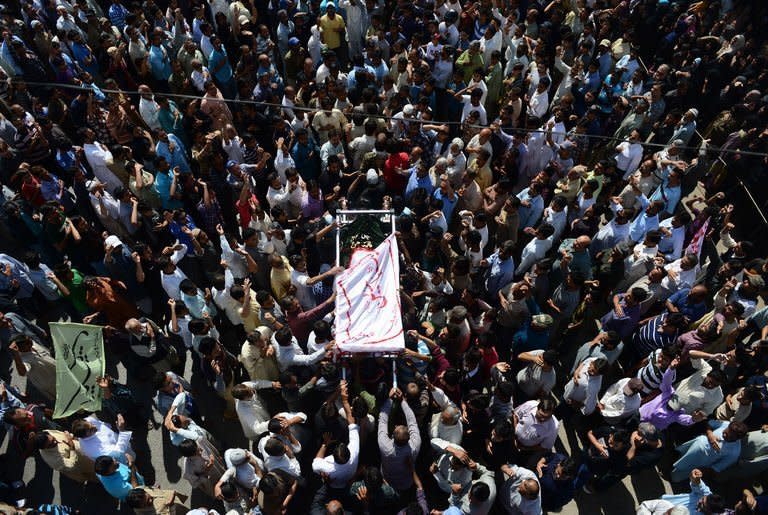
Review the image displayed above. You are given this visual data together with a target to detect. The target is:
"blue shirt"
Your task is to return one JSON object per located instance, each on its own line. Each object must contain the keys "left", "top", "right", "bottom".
{"left": 108, "top": 3, "right": 129, "bottom": 30}
{"left": 600, "top": 294, "right": 641, "bottom": 340}
{"left": 97, "top": 463, "right": 144, "bottom": 500}
{"left": 209, "top": 48, "right": 233, "bottom": 83}
{"left": 667, "top": 288, "right": 707, "bottom": 323}
{"left": 433, "top": 188, "right": 457, "bottom": 223}
{"left": 485, "top": 251, "right": 515, "bottom": 297}
{"left": 512, "top": 322, "right": 550, "bottom": 356}
{"left": 156, "top": 134, "right": 190, "bottom": 173}
{"left": 649, "top": 182, "right": 681, "bottom": 214}
{"left": 148, "top": 44, "right": 172, "bottom": 81}
{"left": 0, "top": 254, "right": 35, "bottom": 299}
{"left": 154, "top": 170, "right": 183, "bottom": 210}
{"left": 405, "top": 169, "right": 434, "bottom": 200}
{"left": 516, "top": 188, "right": 544, "bottom": 229}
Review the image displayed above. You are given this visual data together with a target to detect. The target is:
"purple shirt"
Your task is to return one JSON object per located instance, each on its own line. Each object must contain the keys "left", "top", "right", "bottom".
{"left": 639, "top": 367, "right": 693, "bottom": 430}
{"left": 600, "top": 294, "right": 641, "bottom": 340}
{"left": 301, "top": 191, "right": 324, "bottom": 219}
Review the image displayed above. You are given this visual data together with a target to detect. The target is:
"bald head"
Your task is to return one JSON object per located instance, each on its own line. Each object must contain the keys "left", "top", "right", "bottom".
{"left": 574, "top": 236, "right": 592, "bottom": 250}
{"left": 519, "top": 478, "right": 540, "bottom": 499}
{"left": 393, "top": 425, "right": 409, "bottom": 446}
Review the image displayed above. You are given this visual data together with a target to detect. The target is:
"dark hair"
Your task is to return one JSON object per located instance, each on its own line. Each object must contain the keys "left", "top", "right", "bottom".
{"left": 470, "top": 481, "right": 491, "bottom": 501}
{"left": 538, "top": 398, "right": 556, "bottom": 413}
{"left": 33, "top": 431, "right": 51, "bottom": 450}
{"left": 264, "top": 437, "right": 285, "bottom": 457}
{"left": 71, "top": 419, "right": 92, "bottom": 437}
{"left": 259, "top": 472, "right": 279, "bottom": 495}
{"left": 94, "top": 456, "right": 115, "bottom": 475}
{"left": 274, "top": 326, "right": 293, "bottom": 346}
{"left": 334, "top": 443, "right": 351, "bottom": 464}
{"left": 125, "top": 488, "right": 149, "bottom": 508}
{"left": 178, "top": 439, "right": 199, "bottom": 457}
{"left": 197, "top": 337, "right": 218, "bottom": 356}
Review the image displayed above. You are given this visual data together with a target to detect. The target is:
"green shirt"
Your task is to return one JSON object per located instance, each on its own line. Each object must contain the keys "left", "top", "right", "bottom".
{"left": 65, "top": 269, "right": 88, "bottom": 313}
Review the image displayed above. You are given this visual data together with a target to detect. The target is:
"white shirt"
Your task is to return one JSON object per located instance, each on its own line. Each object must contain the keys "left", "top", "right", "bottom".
{"left": 223, "top": 449, "right": 260, "bottom": 488}
{"left": 460, "top": 97, "right": 488, "bottom": 125}
{"left": 563, "top": 357, "right": 602, "bottom": 415}
{"left": 159, "top": 245, "right": 188, "bottom": 300}
{"left": 219, "top": 235, "right": 248, "bottom": 279}
{"left": 78, "top": 415, "right": 133, "bottom": 461}
{"left": 516, "top": 236, "right": 554, "bottom": 276}
{"left": 599, "top": 378, "right": 641, "bottom": 423}
{"left": 616, "top": 141, "right": 644, "bottom": 178}
{"left": 543, "top": 206, "right": 568, "bottom": 241}
{"left": 658, "top": 218, "right": 685, "bottom": 261}
{"left": 527, "top": 89, "right": 549, "bottom": 119}
{"left": 271, "top": 335, "right": 326, "bottom": 371}
{"left": 466, "top": 134, "right": 493, "bottom": 170}
{"left": 83, "top": 143, "right": 122, "bottom": 193}
{"left": 501, "top": 466, "right": 542, "bottom": 515}
{"left": 311, "top": 424, "right": 360, "bottom": 488}
{"left": 429, "top": 387, "right": 463, "bottom": 452}
{"left": 290, "top": 269, "right": 316, "bottom": 310}
{"left": 273, "top": 150, "right": 295, "bottom": 183}
{"left": 516, "top": 350, "right": 556, "bottom": 397}
{"left": 660, "top": 259, "right": 697, "bottom": 299}
{"left": 139, "top": 97, "right": 161, "bottom": 130}
{"left": 190, "top": 67, "right": 211, "bottom": 92}
{"left": 212, "top": 269, "right": 242, "bottom": 325}
{"left": 234, "top": 380, "right": 274, "bottom": 440}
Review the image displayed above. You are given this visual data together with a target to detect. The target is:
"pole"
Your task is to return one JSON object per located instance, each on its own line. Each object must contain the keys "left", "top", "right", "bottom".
{"left": 335, "top": 213, "right": 341, "bottom": 267}
{"left": 392, "top": 359, "right": 397, "bottom": 390}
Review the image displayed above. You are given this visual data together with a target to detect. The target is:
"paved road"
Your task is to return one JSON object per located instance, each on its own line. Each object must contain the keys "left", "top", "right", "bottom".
{"left": 2, "top": 347, "right": 675, "bottom": 515}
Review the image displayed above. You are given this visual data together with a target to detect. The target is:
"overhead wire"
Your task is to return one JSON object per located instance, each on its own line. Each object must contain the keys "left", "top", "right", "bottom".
{"left": 16, "top": 79, "right": 768, "bottom": 159}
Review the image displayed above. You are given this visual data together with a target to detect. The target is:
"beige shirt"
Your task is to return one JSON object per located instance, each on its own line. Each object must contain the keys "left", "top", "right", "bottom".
{"left": 39, "top": 430, "right": 97, "bottom": 483}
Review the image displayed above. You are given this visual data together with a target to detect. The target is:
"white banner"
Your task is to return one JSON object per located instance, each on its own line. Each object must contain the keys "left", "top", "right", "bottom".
{"left": 334, "top": 234, "right": 405, "bottom": 353}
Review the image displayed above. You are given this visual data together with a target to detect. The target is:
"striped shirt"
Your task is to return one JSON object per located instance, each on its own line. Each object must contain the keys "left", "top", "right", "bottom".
{"left": 636, "top": 349, "right": 673, "bottom": 394}
{"left": 631, "top": 313, "right": 677, "bottom": 357}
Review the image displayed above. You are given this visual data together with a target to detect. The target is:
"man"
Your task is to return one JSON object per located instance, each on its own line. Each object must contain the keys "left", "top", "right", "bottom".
{"left": 600, "top": 287, "right": 648, "bottom": 341}
{"left": 513, "top": 398, "right": 558, "bottom": 455}
{"left": 94, "top": 454, "right": 144, "bottom": 501}
{"left": 279, "top": 291, "right": 338, "bottom": 347}
{"left": 499, "top": 464, "right": 541, "bottom": 515}
{"left": 239, "top": 328, "right": 279, "bottom": 382}
{"left": 312, "top": 381, "right": 359, "bottom": 489}
{"left": 516, "top": 223, "right": 555, "bottom": 277}
{"left": 484, "top": 241, "right": 516, "bottom": 298}
{"left": 126, "top": 486, "right": 187, "bottom": 514}
{"left": 638, "top": 469, "right": 721, "bottom": 515}
{"left": 230, "top": 380, "right": 281, "bottom": 441}
{"left": 81, "top": 127, "right": 122, "bottom": 193}
{"left": 35, "top": 429, "right": 97, "bottom": 483}
{"left": 319, "top": 4, "right": 346, "bottom": 62}
{"left": 449, "top": 462, "right": 497, "bottom": 515}
{"left": 72, "top": 414, "right": 133, "bottom": 463}
{"left": 671, "top": 421, "right": 748, "bottom": 482}
{"left": 598, "top": 377, "right": 643, "bottom": 425}
{"left": 640, "top": 354, "right": 723, "bottom": 430}
{"left": 667, "top": 350, "right": 726, "bottom": 418}
{"left": 271, "top": 325, "right": 332, "bottom": 372}
{"left": 378, "top": 387, "right": 421, "bottom": 490}
{"left": 8, "top": 333, "right": 56, "bottom": 400}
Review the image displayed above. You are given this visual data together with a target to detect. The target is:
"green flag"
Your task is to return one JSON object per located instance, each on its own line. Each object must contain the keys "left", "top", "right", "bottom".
{"left": 51, "top": 322, "right": 105, "bottom": 419}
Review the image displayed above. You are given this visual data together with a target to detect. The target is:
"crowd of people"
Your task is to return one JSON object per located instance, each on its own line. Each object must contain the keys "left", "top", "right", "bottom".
{"left": 1, "top": 0, "right": 768, "bottom": 513}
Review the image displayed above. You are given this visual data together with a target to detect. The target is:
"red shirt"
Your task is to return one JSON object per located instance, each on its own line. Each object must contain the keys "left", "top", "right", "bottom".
{"left": 383, "top": 152, "right": 410, "bottom": 193}
{"left": 21, "top": 178, "right": 44, "bottom": 207}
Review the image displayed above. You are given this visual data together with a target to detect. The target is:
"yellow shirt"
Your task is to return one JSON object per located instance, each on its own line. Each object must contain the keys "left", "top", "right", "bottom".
{"left": 270, "top": 257, "right": 293, "bottom": 301}
{"left": 237, "top": 290, "right": 262, "bottom": 333}
{"left": 319, "top": 13, "right": 345, "bottom": 49}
